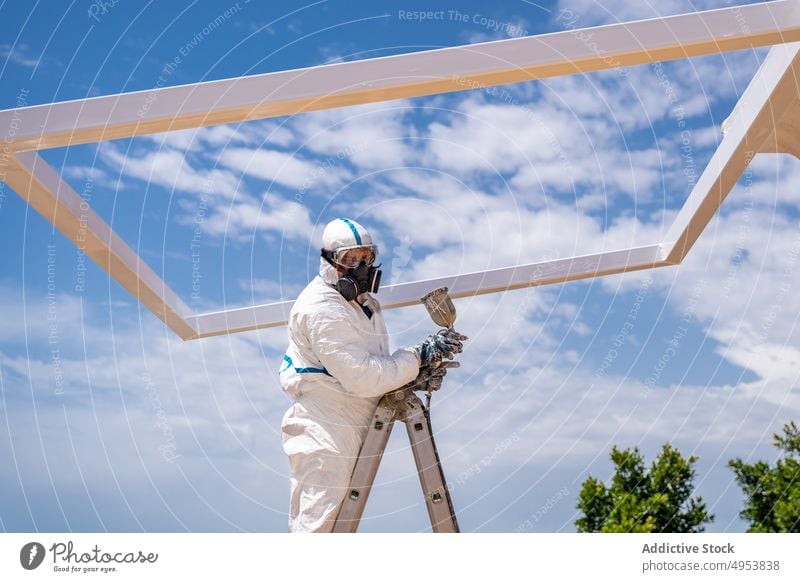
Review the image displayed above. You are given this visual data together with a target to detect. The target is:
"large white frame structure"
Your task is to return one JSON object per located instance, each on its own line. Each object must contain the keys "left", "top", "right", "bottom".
{"left": 2, "top": 1, "right": 800, "bottom": 340}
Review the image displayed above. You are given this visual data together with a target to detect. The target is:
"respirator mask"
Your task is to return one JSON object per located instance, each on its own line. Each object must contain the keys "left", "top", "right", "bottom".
{"left": 321, "top": 244, "right": 382, "bottom": 302}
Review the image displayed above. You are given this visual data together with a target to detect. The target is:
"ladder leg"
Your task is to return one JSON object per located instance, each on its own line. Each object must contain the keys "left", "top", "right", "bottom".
{"left": 331, "top": 394, "right": 397, "bottom": 532}
{"left": 403, "top": 394, "right": 460, "bottom": 533}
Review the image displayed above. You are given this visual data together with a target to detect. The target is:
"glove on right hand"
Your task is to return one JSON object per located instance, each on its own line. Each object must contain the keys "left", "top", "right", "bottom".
{"left": 407, "top": 361, "right": 460, "bottom": 392}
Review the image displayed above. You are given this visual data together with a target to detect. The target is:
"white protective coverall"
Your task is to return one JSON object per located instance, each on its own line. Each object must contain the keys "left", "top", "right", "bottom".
{"left": 279, "top": 220, "right": 421, "bottom": 532}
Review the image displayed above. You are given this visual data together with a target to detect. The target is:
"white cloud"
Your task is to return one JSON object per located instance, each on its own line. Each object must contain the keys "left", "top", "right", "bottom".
{"left": 0, "top": 319, "right": 291, "bottom": 530}
{"left": 62, "top": 165, "right": 120, "bottom": 190}
{"left": 591, "top": 155, "right": 800, "bottom": 395}
{"left": 142, "top": 121, "right": 297, "bottom": 152}
{"left": 143, "top": 128, "right": 208, "bottom": 152}
{"left": 94, "top": 141, "right": 321, "bottom": 271}
{"left": 217, "top": 147, "right": 350, "bottom": 191}
{"left": 100, "top": 143, "right": 241, "bottom": 199}
{"left": 195, "top": 191, "right": 316, "bottom": 243}
{"left": 423, "top": 96, "right": 589, "bottom": 175}
{"left": 417, "top": 89, "right": 679, "bottom": 202}
{"left": 364, "top": 167, "right": 668, "bottom": 285}
{"left": 0, "top": 285, "right": 87, "bottom": 347}
{"left": 0, "top": 43, "right": 40, "bottom": 68}
{"left": 292, "top": 100, "right": 416, "bottom": 169}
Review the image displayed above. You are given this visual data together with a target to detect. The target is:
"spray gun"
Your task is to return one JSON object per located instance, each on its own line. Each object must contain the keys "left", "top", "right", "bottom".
{"left": 418, "top": 286, "right": 464, "bottom": 408}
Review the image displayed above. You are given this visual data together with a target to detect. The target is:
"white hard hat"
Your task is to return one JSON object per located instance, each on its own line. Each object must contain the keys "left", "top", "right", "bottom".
{"left": 319, "top": 218, "right": 379, "bottom": 284}
{"left": 322, "top": 217, "right": 374, "bottom": 251}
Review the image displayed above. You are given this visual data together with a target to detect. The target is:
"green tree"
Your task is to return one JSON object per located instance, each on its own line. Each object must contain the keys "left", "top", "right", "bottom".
{"left": 576, "top": 443, "right": 713, "bottom": 532}
{"left": 728, "top": 420, "right": 800, "bottom": 532}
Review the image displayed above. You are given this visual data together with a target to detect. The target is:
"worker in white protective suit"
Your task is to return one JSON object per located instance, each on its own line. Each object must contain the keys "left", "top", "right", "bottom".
{"left": 279, "top": 217, "right": 466, "bottom": 533}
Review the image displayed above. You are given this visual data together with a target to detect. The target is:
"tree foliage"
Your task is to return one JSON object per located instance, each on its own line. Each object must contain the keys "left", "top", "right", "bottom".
{"left": 576, "top": 443, "right": 713, "bottom": 532}
{"left": 728, "top": 421, "right": 800, "bottom": 532}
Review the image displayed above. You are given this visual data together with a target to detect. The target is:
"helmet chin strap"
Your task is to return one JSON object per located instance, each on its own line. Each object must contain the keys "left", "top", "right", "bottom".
{"left": 321, "top": 251, "right": 350, "bottom": 286}
{"left": 321, "top": 248, "right": 338, "bottom": 269}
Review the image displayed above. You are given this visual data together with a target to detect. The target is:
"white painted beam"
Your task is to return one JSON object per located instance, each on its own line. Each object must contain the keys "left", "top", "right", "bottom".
{"left": 662, "top": 42, "right": 800, "bottom": 264}
{"left": 188, "top": 244, "right": 668, "bottom": 338}
{"left": 759, "top": 103, "right": 800, "bottom": 159}
{"left": 2, "top": 1, "right": 800, "bottom": 152}
{"left": 2, "top": 151, "right": 196, "bottom": 339}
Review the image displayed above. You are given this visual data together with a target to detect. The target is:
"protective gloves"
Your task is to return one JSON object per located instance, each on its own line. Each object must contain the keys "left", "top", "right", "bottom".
{"left": 408, "top": 360, "right": 460, "bottom": 392}
{"left": 412, "top": 328, "right": 468, "bottom": 367}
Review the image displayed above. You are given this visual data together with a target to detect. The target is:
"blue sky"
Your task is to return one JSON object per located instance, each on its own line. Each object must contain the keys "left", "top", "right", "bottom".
{"left": 2, "top": 0, "right": 799, "bottom": 533}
